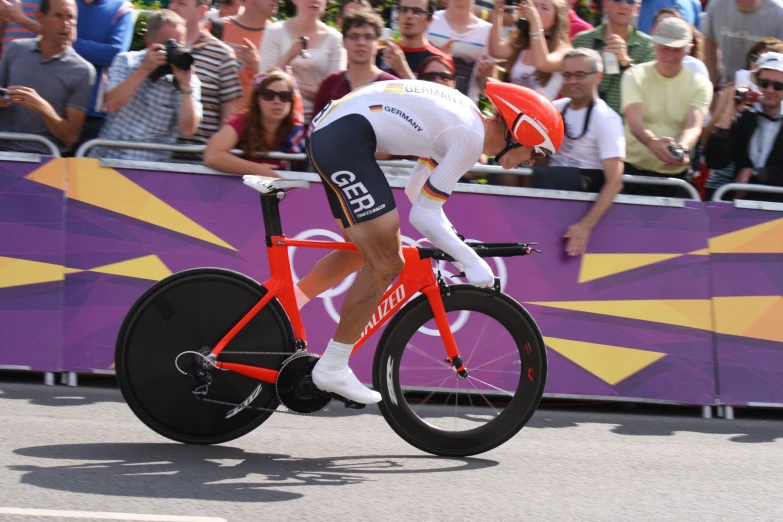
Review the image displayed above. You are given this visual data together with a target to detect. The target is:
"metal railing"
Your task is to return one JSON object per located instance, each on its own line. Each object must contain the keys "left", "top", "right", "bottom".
{"left": 621, "top": 174, "right": 701, "bottom": 201}
{"left": 75, "top": 139, "right": 308, "bottom": 162}
{"left": 712, "top": 183, "right": 783, "bottom": 201}
{"left": 0, "top": 132, "right": 60, "bottom": 157}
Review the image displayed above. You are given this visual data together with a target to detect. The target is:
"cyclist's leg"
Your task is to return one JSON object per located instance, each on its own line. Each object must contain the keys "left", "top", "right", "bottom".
{"left": 295, "top": 219, "right": 365, "bottom": 308}
{"left": 308, "top": 114, "right": 401, "bottom": 403}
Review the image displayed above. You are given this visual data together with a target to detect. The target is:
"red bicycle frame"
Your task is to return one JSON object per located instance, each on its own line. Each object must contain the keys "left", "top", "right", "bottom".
{"left": 207, "top": 193, "right": 466, "bottom": 384}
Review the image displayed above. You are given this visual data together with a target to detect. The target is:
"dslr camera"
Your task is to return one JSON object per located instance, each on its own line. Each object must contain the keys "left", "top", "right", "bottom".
{"left": 150, "top": 39, "right": 194, "bottom": 81}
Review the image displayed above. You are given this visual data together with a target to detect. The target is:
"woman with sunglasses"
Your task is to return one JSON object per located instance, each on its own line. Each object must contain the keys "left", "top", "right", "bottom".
{"left": 488, "top": 0, "right": 571, "bottom": 100}
{"left": 204, "top": 69, "right": 305, "bottom": 177}
{"left": 417, "top": 55, "right": 457, "bottom": 88}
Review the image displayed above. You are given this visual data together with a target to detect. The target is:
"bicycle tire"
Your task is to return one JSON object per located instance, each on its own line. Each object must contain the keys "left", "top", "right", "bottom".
{"left": 372, "top": 285, "right": 547, "bottom": 457}
{"left": 115, "top": 268, "right": 295, "bottom": 445}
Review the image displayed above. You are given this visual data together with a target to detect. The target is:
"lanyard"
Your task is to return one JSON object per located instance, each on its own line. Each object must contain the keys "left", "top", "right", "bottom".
{"left": 561, "top": 99, "right": 595, "bottom": 141}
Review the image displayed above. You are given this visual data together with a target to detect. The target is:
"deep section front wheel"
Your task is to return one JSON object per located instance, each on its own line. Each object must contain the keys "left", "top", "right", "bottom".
{"left": 372, "top": 285, "right": 547, "bottom": 457}
{"left": 115, "top": 268, "right": 295, "bottom": 445}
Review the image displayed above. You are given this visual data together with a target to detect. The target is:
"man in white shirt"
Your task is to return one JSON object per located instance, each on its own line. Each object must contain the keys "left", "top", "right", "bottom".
{"left": 549, "top": 49, "right": 625, "bottom": 256}
{"left": 427, "top": 0, "right": 492, "bottom": 101}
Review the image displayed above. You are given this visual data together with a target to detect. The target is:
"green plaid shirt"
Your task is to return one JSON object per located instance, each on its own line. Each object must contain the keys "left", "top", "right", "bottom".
{"left": 572, "top": 24, "right": 655, "bottom": 116}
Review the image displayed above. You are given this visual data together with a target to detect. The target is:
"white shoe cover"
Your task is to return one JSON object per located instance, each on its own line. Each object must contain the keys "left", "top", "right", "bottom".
{"left": 311, "top": 361, "right": 382, "bottom": 404}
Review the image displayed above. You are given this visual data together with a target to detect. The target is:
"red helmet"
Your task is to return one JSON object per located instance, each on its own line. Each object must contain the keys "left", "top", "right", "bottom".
{"left": 484, "top": 82, "right": 564, "bottom": 156}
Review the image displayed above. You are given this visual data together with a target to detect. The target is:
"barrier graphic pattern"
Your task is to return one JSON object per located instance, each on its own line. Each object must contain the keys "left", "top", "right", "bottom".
{"left": 0, "top": 157, "right": 782, "bottom": 406}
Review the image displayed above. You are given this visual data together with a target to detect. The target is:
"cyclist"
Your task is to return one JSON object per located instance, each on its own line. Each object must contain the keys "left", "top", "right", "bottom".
{"left": 251, "top": 79, "right": 563, "bottom": 404}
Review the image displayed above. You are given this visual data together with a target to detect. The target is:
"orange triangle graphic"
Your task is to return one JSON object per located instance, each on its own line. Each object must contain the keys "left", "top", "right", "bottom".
{"left": 26, "top": 158, "right": 236, "bottom": 251}
{"left": 545, "top": 337, "right": 666, "bottom": 385}
{"left": 709, "top": 216, "right": 783, "bottom": 254}
{"left": 713, "top": 296, "right": 783, "bottom": 343}
{"left": 89, "top": 255, "right": 173, "bottom": 281}
{"left": 527, "top": 299, "right": 713, "bottom": 331}
{"left": 578, "top": 253, "right": 682, "bottom": 283}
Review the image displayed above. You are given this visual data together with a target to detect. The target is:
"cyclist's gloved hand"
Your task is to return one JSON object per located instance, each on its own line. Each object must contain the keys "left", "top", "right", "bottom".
{"left": 463, "top": 257, "right": 494, "bottom": 288}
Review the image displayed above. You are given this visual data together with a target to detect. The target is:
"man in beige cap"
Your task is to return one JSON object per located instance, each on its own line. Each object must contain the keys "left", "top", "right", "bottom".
{"left": 620, "top": 17, "right": 712, "bottom": 197}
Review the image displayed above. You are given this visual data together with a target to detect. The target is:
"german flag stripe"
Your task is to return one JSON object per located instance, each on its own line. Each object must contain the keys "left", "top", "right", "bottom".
{"left": 369, "top": 104, "right": 383, "bottom": 112}
{"left": 310, "top": 152, "right": 355, "bottom": 226}
{"left": 384, "top": 83, "right": 405, "bottom": 93}
{"left": 422, "top": 179, "right": 449, "bottom": 203}
{"left": 417, "top": 157, "right": 438, "bottom": 170}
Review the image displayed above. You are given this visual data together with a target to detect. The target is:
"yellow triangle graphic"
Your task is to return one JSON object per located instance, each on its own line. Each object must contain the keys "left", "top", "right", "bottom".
{"left": 578, "top": 253, "right": 682, "bottom": 283}
{"left": 0, "top": 256, "right": 82, "bottom": 288}
{"left": 545, "top": 336, "right": 666, "bottom": 385}
{"left": 89, "top": 255, "right": 173, "bottom": 281}
{"left": 26, "top": 158, "right": 236, "bottom": 251}
{"left": 527, "top": 299, "right": 713, "bottom": 331}
{"left": 709, "top": 216, "right": 783, "bottom": 254}
{"left": 24, "top": 158, "right": 68, "bottom": 189}
{"left": 688, "top": 248, "right": 709, "bottom": 255}
{"left": 713, "top": 296, "right": 783, "bottom": 343}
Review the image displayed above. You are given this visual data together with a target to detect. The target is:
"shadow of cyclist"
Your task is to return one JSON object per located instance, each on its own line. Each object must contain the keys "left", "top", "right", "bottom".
{"left": 10, "top": 443, "right": 498, "bottom": 503}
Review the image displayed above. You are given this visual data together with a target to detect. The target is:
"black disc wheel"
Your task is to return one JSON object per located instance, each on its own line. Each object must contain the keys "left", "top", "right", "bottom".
{"left": 115, "top": 268, "right": 295, "bottom": 445}
{"left": 276, "top": 353, "right": 331, "bottom": 414}
{"left": 372, "top": 285, "right": 547, "bottom": 457}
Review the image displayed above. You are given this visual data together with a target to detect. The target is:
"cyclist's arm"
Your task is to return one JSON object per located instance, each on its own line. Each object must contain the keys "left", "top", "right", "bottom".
{"left": 408, "top": 127, "right": 484, "bottom": 269}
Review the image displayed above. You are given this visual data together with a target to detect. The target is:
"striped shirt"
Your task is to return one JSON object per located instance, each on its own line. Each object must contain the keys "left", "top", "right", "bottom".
{"left": 0, "top": 0, "right": 40, "bottom": 60}
{"left": 178, "top": 30, "right": 243, "bottom": 147}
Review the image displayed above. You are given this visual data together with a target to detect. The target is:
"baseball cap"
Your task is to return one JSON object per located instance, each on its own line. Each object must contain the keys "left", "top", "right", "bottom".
{"left": 752, "top": 52, "right": 783, "bottom": 83}
{"left": 651, "top": 17, "right": 692, "bottom": 48}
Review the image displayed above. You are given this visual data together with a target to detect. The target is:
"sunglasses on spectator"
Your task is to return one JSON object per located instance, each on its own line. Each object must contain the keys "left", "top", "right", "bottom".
{"left": 398, "top": 6, "right": 428, "bottom": 16}
{"left": 758, "top": 78, "right": 783, "bottom": 91}
{"left": 562, "top": 70, "right": 597, "bottom": 80}
{"left": 612, "top": 0, "right": 636, "bottom": 5}
{"left": 259, "top": 89, "right": 293, "bottom": 102}
{"left": 345, "top": 33, "right": 377, "bottom": 42}
{"left": 420, "top": 71, "right": 455, "bottom": 81}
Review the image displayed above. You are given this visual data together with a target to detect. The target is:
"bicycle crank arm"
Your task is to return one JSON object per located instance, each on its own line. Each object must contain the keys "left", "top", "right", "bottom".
{"left": 299, "top": 377, "right": 367, "bottom": 410}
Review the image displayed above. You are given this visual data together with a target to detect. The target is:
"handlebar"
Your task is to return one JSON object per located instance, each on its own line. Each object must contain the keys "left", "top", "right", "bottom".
{"left": 417, "top": 242, "right": 540, "bottom": 262}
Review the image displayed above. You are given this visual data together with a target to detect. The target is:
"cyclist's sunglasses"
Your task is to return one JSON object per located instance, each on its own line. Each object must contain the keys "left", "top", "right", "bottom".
{"left": 758, "top": 78, "right": 783, "bottom": 91}
{"left": 420, "top": 71, "right": 455, "bottom": 82}
{"left": 495, "top": 128, "right": 548, "bottom": 163}
{"left": 258, "top": 88, "right": 294, "bottom": 102}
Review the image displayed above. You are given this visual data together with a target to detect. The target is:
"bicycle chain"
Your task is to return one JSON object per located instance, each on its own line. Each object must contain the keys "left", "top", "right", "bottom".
{"left": 196, "top": 350, "right": 324, "bottom": 417}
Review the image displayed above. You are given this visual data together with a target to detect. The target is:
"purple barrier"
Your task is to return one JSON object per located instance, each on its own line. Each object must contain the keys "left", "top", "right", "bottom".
{"left": 50, "top": 159, "right": 715, "bottom": 404}
{"left": 708, "top": 202, "right": 783, "bottom": 406}
{"left": 0, "top": 158, "right": 66, "bottom": 372}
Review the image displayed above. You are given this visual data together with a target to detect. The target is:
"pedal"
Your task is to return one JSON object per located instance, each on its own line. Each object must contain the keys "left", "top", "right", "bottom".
{"left": 300, "top": 377, "right": 367, "bottom": 409}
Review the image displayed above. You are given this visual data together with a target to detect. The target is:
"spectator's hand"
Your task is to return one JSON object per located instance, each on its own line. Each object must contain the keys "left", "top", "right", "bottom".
{"left": 171, "top": 65, "right": 193, "bottom": 93}
{"left": 519, "top": 0, "right": 543, "bottom": 33}
{"left": 381, "top": 40, "right": 409, "bottom": 77}
{"left": 0, "top": 95, "right": 11, "bottom": 109}
{"left": 0, "top": 0, "right": 25, "bottom": 25}
{"left": 475, "top": 55, "right": 493, "bottom": 90}
{"left": 563, "top": 222, "right": 591, "bottom": 256}
{"left": 649, "top": 137, "right": 686, "bottom": 167}
{"left": 141, "top": 44, "right": 168, "bottom": 76}
{"left": 440, "top": 38, "right": 457, "bottom": 56}
{"left": 253, "top": 162, "right": 280, "bottom": 178}
{"left": 6, "top": 86, "right": 51, "bottom": 115}
{"left": 238, "top": 37, "right": 260, "bottom": 75}
{"left": 493, "top": 0, "right": 505, "bottom": 14}
{"left": 604, "top": 34, "right": 631, "bottom": 66}
{"left": 283, "top": 37, "right": 306, "bottom": 66}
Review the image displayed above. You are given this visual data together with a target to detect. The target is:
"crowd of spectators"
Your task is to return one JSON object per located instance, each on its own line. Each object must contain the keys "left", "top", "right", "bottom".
{"left": 2, "top": 0, "right": 783, "bottom": 252}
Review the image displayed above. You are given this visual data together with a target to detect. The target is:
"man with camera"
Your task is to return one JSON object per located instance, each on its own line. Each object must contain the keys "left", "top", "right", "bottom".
{"left": 621, "top": 17, "right": 711, "bottom": 197}
{"left": 706, "top": 52, "right": 783, "bottom": 199}
{"left": 88, "top": 9, "right": 202, "bottom": 162}
{"left": 0, "top": 0, "right": 94, "bottom": 155}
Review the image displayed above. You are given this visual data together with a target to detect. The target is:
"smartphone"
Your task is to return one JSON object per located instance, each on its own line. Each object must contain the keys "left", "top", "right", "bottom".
{"left": 603, "top": 51, "right": 620, "bottom": 75}
{"left": 0, "top": 87, "right": 9, "bottom": 100}
{"left": 300, "top": 36, "right": 310, "bottom": 59}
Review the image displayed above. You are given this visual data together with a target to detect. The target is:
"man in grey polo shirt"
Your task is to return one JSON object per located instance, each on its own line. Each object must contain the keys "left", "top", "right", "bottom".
{"left": 0, "top": 0, "right": 95, "bottom": 155}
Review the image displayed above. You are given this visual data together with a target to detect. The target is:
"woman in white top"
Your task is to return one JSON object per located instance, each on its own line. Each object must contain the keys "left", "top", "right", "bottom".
{"left": 488, "top": 0, "right": 571, "bottom": 100}
{"left": 259, "top": 0, "right": 347, "bottom": 122}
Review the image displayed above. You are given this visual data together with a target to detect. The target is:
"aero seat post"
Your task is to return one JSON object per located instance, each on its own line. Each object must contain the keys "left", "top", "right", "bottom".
{"left": 260, "top": 192, "right": 284, "bottom": 244}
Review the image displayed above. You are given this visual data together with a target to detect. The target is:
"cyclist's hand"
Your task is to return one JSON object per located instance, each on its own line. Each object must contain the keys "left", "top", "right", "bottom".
{"left": 463, "top": 257, "right": 494, "bottom": 288}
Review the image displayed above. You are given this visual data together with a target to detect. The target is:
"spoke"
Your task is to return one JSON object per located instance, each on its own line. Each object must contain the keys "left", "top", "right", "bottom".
{"left": 405, "top": 342, "right": 451, "bottom": 368}
{"left": 469, "top": 368, "right": 521, "bottom": 375}
{"left": 467, "top": 377, "right": 501, "bottom": 418}
{"left": 400, "top": 365, "right": 452, "bottom": 371}
{"left": 466, "top": 375, "right": 515, "bottom": 397}
{"left": 465, "top": 315, "right": 491, "bottom": 366}
{"left": 411, "top": 373, "right": 453, "bottom": 412}
{"left": 469, "top": 350, "right": 518, "bottom": 372}
{"left": 454, "top": 374, "right": 459, "bottom": 432}
{"left": 468, "top": 329, "right": 513, "bottom": 364}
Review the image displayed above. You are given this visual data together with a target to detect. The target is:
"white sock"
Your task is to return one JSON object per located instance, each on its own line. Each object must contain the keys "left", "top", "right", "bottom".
{"left": 319, "top": 339, "right": 353, "bottom": 369}
{"left": 294, "top": 284, "right": 310, "bottom": 310}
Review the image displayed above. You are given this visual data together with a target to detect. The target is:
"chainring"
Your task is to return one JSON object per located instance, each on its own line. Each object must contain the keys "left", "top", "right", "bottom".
{"left": 276, "top": 352, "right": 331, "bottom": 414}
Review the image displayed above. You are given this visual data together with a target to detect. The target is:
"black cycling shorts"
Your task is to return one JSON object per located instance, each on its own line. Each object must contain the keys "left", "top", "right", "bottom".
{"left": 307, "top": 113, "right": 396, "bottom": 228}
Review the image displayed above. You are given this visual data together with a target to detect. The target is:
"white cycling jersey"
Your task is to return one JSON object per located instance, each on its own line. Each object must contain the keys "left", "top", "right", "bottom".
{"left": 310, "top": 79, "right": 486, "bottom": 202}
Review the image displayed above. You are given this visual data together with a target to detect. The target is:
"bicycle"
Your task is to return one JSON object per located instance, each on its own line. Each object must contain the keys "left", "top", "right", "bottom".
{"left": 115, "top": 176, "right": 548, "bottom": 457}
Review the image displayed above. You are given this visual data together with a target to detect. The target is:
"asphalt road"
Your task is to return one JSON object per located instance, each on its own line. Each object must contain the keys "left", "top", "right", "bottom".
{"left": 0, "top": 379, "right": 781, "bottom": 522}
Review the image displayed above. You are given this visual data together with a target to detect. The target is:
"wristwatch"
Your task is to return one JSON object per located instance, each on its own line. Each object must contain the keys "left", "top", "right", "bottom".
{"left": 179, "top": 86, "right": 193, "bottom": 95}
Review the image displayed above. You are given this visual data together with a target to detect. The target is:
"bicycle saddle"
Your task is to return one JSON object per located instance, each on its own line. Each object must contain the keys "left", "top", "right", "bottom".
{"left": 242, "top": 175, "right": 310, "bottom": 194}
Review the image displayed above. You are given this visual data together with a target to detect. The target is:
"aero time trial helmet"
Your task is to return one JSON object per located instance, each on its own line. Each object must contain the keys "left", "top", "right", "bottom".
{"left": 484, "top": 82, "right": 564, "bottom": 158}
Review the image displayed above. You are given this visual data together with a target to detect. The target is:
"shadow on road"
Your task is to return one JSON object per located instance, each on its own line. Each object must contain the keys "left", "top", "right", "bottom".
{"left": 10, "top": 443, "right": 498, "bottom": 503}
{"left": 0, "top": 376, "right": 124, "bottom": 407}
